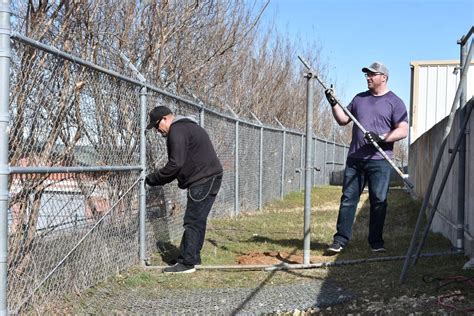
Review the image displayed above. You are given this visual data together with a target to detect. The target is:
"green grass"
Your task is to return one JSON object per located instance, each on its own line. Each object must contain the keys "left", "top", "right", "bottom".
{"left": 52, "top": 185, "right": 474, "bottom": 314}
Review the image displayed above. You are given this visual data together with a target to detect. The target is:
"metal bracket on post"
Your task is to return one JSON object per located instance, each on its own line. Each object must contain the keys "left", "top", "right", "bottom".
{"left": 296, "top": 166, "right": 320, "bottom": 173}
{"left": 250, "top": 112, "right": 263, "bottom": 125}
{"left": 119, "top": 52, "right": 146, "bottom": 83}
{"left": 225, "top": 104, "right": 238, "bottom": 118}
{"left": 274, "top": 117, "right": 285, "bottom": 129}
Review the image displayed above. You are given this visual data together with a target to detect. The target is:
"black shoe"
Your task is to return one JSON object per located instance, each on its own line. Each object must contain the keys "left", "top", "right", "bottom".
{"left": 371, "top": 246, "right": 386, "bottom": 253}
{"left": 326, "top": 242, "right": 343, "bottom": 254}
{"left": 163, "top": 263, "right": 196, "bottom": 274}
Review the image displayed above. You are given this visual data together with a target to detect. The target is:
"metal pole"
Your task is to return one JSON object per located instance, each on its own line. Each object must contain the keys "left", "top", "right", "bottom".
{"left": 332, "top": 133, "right": 336, "bottom": 175}
{"left": 275, "top": 118, "right": 286, "bottom": 199}
{"left": 342, "top": 145, "right": 347, "bottom": 168}
{"left": 119, "top": 51, "right": 149, "bottom": 266}
{"left": 300, "top": 134, "right": 304, "bottom": 190}
{"left": 0, "top": 1, "right": 10, "bottom": 314}
{"left": 303, "top": 72, "right": 314, "bottom": 265}
{"left": 225, "top": 105, "right": 240, "bottom": 216}
{"left": 235, "top": 121, "right": 239, "bottom": 215}
{"left": 456, "top": 36, "right": 468, "bottom": 251}
{"left": 251, "top": 112, "right": 264, "bottom": 210}
{"left": 312, "top": 135, "right": 317, "bottom": 185}
{"left": 298, "top": 56, "right": 414, "bottom": 189}
{"left": 323, "top": 140, "right": 328, "bottom": 184}
{"left": 259, "top": 125, "right": 263, "bottom": 209}
{"left": 400, "top": 39, "right": 474, "bottom": 283}
{"left": 139, "top": 87, "right": 147, "bottom": 265}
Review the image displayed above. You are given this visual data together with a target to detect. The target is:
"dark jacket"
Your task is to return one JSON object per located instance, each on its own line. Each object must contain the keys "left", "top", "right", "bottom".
{"left": 146, "top": 116, "right": 223, "bottom": 189}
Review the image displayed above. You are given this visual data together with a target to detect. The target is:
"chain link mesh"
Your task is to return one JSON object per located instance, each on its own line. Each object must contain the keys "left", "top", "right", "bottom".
{"left": 6, "top": 37, "right": 348, "bottom": 312}
{"left": 8, "top": 40, "right": 143, "bottom": 313}
{"left": 238, "top": 123, "right": 261, "bottom": 212}
{"left": 284, "top": 132, "right": 304, "bottom": 195}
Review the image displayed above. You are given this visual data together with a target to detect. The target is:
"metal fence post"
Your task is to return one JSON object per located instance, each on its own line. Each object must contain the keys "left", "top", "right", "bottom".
{"left": 226, "top": 105, "right": 239, "bottom": 216}
{"left": 343, "top": 144, "right": 347, "bottom": 168}
{"left": 312, "top": 134, "right": 317, "bottom": 185}
{"left": 275, "top": 118, "right": 286, "bottom": 199}
{"left": 119, "top": 51, "right": 149, "bottom": 266}
{"left": 332, "top": 132, "right": 336, "bottom": 175}
{"left": 251, "top": 112, "right": 264, "bottom": 210}
{"left": 323, "top": 140, "right": 328, "bottom": 183}
{"left": 0, "top": 0, "right": 10, "bottom": 314}
{"left": 139, "top": 86, "right": 147, "bottom": 265}
{"left": 303, "top": 72, "right": 314, "bottom": 265}
{"left": 300, "top": 134, "right": 304, "bottom": 190}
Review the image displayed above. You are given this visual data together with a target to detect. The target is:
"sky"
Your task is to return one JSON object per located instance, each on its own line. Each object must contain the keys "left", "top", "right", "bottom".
{"left": 264, "top": 0, "right": 474, "bottom": 106}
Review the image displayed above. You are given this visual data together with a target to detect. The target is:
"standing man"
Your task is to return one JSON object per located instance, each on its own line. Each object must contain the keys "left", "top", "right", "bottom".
{"left": 324, "top": 62, "right": 408, "bottom": 254}
{"left": 145, "top": 106, "right": 223, "bottom": 273}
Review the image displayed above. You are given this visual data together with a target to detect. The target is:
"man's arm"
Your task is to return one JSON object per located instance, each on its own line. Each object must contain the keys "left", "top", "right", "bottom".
{"left": 382, "top": 121, "right": 409, "bottom": 142}
{"left": 146, "top": 126, "right": 187, "bottom": 186}
{"left": 325, "top": 89, "right": 352, "bottom": 126}
{"left": 331, "top": 106, "right": 352, "bottom": 126}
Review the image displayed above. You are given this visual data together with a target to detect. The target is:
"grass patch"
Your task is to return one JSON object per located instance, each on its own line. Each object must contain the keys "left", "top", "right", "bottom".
{"left": 55, "top": 185, "right": 474, "bottom": 314}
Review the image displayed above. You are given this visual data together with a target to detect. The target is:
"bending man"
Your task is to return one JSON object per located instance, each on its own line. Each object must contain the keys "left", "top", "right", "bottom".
{"left": 145, "top": 106, "right": 223, "bottom": 273}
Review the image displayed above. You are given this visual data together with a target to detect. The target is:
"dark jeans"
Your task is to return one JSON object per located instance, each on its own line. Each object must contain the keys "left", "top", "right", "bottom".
{"left": 333, "top": 158, "right": 391, "bottom": 248}
{"left": 178, "top": 174, "right": 222, "bottom": 266}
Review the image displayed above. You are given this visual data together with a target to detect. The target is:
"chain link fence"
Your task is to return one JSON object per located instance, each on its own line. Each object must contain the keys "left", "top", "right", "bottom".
{"left": 3, "top": 33, "right": 348, "bottom": 313}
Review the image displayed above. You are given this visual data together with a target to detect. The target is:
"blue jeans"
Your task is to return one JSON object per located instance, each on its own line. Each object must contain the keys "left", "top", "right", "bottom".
{"left": 178, "top": 174, "right": 222, "bottom": 266}
{"left": 333, "top": 158, "right": 391, "bottom": 248}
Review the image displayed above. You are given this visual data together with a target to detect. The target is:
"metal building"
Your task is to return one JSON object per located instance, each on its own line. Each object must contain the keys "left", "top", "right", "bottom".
{"left": 409, "top": 60, "right": 474, "bottom": 144}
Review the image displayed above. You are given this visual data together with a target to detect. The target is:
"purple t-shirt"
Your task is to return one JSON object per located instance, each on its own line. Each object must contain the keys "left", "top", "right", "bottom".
{"left": 346, "top": 90, "right": 408, "bottom": 160}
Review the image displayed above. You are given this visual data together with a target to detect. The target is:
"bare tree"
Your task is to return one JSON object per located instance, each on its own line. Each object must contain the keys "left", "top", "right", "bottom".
{"left": 7, "top": 1, "right": 335, "bottom": 307}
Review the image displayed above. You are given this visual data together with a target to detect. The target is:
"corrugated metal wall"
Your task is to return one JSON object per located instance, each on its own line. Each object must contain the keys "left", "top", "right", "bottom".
{"left": 410, "top": 60, "right": 474, "bottom": 144}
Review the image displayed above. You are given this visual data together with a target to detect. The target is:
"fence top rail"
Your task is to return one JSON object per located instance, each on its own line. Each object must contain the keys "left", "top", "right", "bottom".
{"left": 9, "top": 165, "right": 142, "bottom": 174}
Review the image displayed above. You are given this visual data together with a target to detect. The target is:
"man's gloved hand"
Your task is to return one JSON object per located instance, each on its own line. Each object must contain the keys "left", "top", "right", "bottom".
{"left": 364, "top": 131, "right": 384, "bottom": 144}
{"left": 324, "top": 89, "right": 338, "bottom": 107}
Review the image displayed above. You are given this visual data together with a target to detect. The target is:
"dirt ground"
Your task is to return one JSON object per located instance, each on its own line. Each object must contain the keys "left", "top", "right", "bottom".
{"left": 236, "top": 252, "right": 474, "bottom": 314}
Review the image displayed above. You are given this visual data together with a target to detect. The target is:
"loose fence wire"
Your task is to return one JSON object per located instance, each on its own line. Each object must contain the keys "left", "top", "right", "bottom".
{"left": 6, "top": 35, "right": 348, "bottom": 313}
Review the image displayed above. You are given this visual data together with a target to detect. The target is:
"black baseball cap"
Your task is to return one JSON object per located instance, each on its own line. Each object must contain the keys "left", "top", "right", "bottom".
{"left": 146, "top": 106, "right": 172, "bottom": 129}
